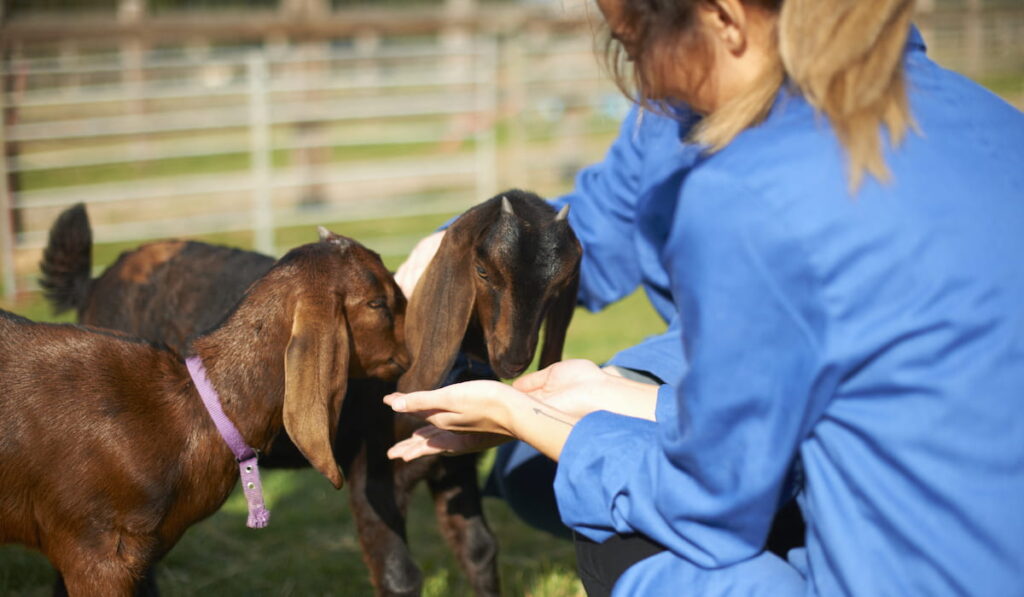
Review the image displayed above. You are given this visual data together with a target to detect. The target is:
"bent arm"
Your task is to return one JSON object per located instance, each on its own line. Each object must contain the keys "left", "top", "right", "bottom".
{"left": 554, "top": 170, "right": 831, "bottom": 567}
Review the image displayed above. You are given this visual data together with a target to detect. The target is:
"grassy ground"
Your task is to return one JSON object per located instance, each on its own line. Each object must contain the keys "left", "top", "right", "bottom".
{"left": 0, "top": 215, "right": 664, "bottom": 596}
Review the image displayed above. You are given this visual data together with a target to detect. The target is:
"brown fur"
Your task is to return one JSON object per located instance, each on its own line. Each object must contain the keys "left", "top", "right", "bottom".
{"left": 116, "top": 242, "right": 187, "bottom": 284}
{"left": 2, "top": 238, "right": 409, "bottom": 596}
{"left": 37, "top": 194, "right": 581, "bottom": 597}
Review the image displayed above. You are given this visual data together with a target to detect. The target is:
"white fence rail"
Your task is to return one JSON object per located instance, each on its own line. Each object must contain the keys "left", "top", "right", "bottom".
{"left": 0, "top": 35, "right": 628, "bottom": 298}
{"left": 3, "top": 5, "right": 1023, "bottom": 299}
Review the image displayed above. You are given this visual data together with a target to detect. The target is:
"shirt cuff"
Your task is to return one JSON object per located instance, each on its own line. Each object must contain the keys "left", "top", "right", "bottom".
{"left": 607, "top": 342, "right": 687, "bottom": 387}
{"left": 654, "top": 383, "right": 677, "bottom": 425}
{"left": 613, "top": 549, "right": 806, "bottom": 597}
{"left": 554, "top": 410, "right": 658, "bottom": 542}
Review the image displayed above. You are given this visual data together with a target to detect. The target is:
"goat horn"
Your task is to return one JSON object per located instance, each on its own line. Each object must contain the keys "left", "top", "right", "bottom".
{"left": 501, "top": 195, "right": 515, "bottom": 216}
{"left": 555, "top": 204, "right": 570, "bottom": 222}
{"left": 317, "top": 226, "right": 331, "bottom": 241}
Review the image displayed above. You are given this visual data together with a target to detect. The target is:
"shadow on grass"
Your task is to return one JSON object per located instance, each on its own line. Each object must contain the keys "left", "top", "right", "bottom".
{"left": 0, "top": 465, "right": 582, "bottom": 597}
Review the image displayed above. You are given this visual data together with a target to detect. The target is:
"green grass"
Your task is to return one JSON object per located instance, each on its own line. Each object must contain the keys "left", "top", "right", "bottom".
{"left": 0, "top": 229, "right": 663, "bottom": 596}
{"left": 0, "top": 105, "right": 660, "bottom": 594}
{"left": 975, "top": 72, "right": 1024, "bottom": 104}
{"left": 20, "top": 140, "right": 467, "bottom": 192}
{"left": 0, "top": 470, "right": 584, "bottom": 596}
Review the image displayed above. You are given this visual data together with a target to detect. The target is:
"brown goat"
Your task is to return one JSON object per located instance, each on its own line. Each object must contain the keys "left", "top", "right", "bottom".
{"left": 37, "top": 191, "right": 582, "bottom": 596}
{"left": 2, "top": 236, "right": 408, "bottom": 596}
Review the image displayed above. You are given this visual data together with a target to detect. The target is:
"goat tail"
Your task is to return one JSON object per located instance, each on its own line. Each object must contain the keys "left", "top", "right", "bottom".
{"left": 39, "top": 203, "right": 93, "bottom": 314}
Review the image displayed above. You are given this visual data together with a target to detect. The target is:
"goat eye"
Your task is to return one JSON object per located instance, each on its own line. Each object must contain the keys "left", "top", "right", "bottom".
{"left": 476, "top": 265, "right": 488, "bottom": 279}
{"left": 368, "top": 298, "right": 386, "bottom": 309}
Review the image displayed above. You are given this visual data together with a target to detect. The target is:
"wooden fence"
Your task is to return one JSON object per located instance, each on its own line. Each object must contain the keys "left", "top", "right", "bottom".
{"left": 0, "top": 24, "right": 627, "bottom": 298}
{"left": 1, "top": 1, "right": 1022, "bottom": 298}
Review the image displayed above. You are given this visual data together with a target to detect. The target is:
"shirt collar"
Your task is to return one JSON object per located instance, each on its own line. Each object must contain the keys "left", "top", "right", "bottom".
{"left": 907, "top": 24, "right": 927, "bottom": 53}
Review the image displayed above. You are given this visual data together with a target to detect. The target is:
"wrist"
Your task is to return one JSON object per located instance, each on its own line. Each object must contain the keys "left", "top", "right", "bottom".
{"left": 502, "top": 391, "right": 536, "bottom": 439}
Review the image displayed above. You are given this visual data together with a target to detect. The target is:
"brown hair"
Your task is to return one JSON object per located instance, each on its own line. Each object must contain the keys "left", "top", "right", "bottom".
{"left": 601, "top": 0, "right": 916, "bottom": 190}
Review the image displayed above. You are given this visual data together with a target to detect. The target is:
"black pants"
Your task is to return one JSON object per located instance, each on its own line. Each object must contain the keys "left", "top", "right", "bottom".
{"left": 573, "top": 499, "right": 806, "bottom": 596}
{"left": 574, "top": 532, "right": 666, "bottom": 597}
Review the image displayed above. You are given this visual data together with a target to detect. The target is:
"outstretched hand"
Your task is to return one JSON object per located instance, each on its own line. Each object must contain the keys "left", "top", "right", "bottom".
{"left": 385, "top": 379, "right": 523, "bottom": 436}
{"left": 514, "top": 359, "right": 660, "bottom": 421}
{"left": 387, "top": 425, "right": 509, "bottom": 461}
{"left": 384, "top": 361, "right": 660, "bottom": 462}
{"left": 384, "top": 378, "right": 579, "bottom": 462}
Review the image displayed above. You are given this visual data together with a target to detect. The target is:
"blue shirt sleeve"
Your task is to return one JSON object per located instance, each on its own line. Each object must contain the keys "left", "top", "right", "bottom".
{"left": 606, "top": 315, "right": 686, "bottom": 386}
{"left": 549, "top": 107, "right": 690, "bottom": 384}
{"left": 550, "top": 106, "right": 648, "bottom": 312}
{"left": 554, "top": 167, "right": 830, "bottom": 568}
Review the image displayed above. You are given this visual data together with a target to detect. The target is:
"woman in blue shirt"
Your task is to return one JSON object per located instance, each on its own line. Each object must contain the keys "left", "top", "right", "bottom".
{"left": 390, "top": 0, "right": 1024, "bottom": 594}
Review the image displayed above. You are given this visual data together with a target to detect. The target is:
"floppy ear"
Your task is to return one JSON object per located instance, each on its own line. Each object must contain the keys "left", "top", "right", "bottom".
{"left": 283, "top": 294, "right": 348, "bottom": 489}
{"left": 397, "top": 228, "right": 476, "bottom": 392}
{"left": 538, "top": 267, "right": 579, "bottom": 369}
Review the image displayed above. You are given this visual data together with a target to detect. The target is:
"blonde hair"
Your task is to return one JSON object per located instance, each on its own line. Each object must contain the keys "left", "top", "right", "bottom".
{"left": 778, "top": 0, "right": 916, "bottom": 190}
{"left": 606, "top": 0, "right": 917, "bottom": 191}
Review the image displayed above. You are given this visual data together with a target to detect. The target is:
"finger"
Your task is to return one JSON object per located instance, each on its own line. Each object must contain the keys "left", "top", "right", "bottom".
{"left": 423, "top": 431, "right": 469, "bottom": 452}
{"left": 386, "top": 380, "right": 505, "bottom": 412}
{"left": 385, "top": 388, "right": 452, "bottom": 412}
{"left": 512, "top": 365, "right": 552, "bottom": 393}
{"left": 389, "top": 430, "right": 460, "bottom": 461}
{"left": 391, "top": 442, "right": 443, "bottom": 461}
{"left": 385, "top": 391, "right": 451, "bottom": 417}
{"left": 424, "top": 411, "right": 464, "bottom": 431}
{"left": 387, "top": 437, "right": 424, "bottom": 460}
{"left": 602, "top": 365, "right": 625, "bottom": 378}
{"left": 405, "top": 425, "right": 451, "bottom": 448}
{"left": 412, "top": 424, "right": 446, "bottom": 439}
{"left": 401, "top": 444, "right": 443, "bottom": 461}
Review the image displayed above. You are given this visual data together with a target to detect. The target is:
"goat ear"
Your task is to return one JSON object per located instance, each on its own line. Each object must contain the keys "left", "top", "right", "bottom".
{"left": 283, "top": 294, "right": 348, "bottom": 489}
{"left": 398, "top": 230, "right": 476, "bottom": 392}
{"left": 538, "top": 268, "right": 579, "bottom": 369}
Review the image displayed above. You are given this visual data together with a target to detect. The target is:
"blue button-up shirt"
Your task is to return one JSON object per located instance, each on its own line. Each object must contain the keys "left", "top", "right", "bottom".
{"left": 555, "top": 29, "right": 1024, "bottom": 596}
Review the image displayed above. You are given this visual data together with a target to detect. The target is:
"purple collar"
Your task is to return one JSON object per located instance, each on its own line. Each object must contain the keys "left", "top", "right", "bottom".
{"left": 186, "top": 355, "right": 270, "bottom": 529}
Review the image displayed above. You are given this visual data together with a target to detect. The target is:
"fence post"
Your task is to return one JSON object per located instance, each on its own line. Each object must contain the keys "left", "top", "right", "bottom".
{"left": 0, "top": 79, "right": 16, "bottom": 301}
{"left": 474, "top": 37, "right": 498, "bottom": 201}
{"left": 505, "top": 37, "right": 527, "bottom": 191}
{"left": 248, "top": 51, "right": 274, "bottom": 256}
{"left": 965, "top": 0, "right": 983, "bottom": 77}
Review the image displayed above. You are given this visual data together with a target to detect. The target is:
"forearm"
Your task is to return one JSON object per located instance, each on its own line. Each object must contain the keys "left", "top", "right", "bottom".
{"left": 507, "top": 396, "right": 579, "bottom": 462}
{"left": 596, "top": 368, "right": 660, "bottom": 420}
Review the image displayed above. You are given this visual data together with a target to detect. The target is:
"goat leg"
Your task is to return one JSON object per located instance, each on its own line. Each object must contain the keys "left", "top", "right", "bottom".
{"left": 426, "top": 454, "right": 501, "bottom": 597}
{"left": 52, "top": 565, "right": 141, "bottom": 597}
{"left": 344, "top": 396, "right": 424, "bottom": 597}
{"left": 49, "top": 526, "right": 159, "bottom": 597}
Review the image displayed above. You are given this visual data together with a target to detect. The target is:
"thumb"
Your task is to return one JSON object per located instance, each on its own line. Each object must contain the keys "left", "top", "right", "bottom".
{"left": 512, "top": 365, "right": 553, "bottom": 394}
